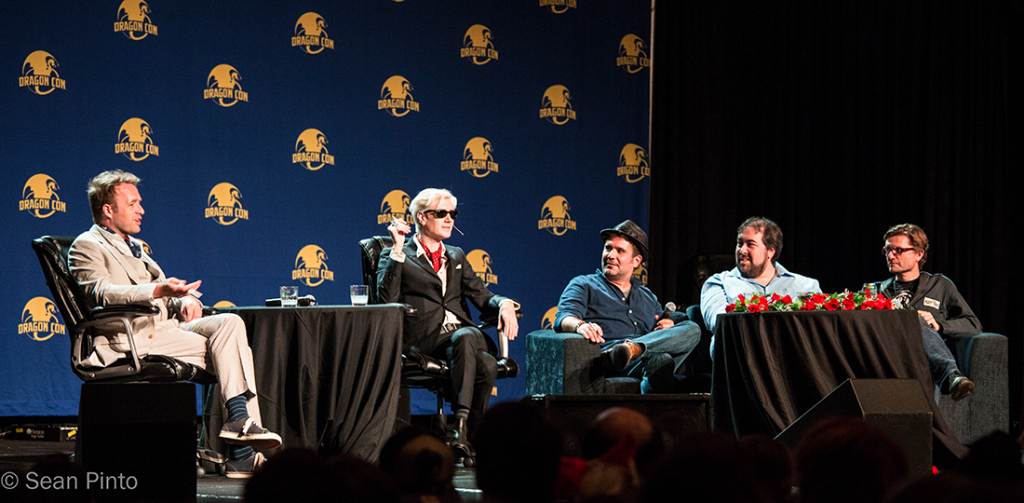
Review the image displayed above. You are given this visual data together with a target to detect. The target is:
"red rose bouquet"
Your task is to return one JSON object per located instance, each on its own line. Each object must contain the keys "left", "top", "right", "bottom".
{"left": 725, "top": 289, "right": 895, "bottom": 314}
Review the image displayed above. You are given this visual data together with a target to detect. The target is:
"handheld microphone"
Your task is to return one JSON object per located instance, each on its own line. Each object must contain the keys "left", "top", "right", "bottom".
{"left": 659, "top": 301, "right": 676, "bottom": 320}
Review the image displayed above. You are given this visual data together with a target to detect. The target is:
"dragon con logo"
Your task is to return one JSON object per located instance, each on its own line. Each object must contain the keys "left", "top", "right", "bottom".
{"left": 632, "top": 261, "right": 648, "bottom": 286}
{"left": 21, "top": 174, "right": 67, "bottom": 218}
{"left": 19, "top": 297, "right": 66, "bottom": 342}
{"left": 378, "top": 190, "right": 413, "bottom": 225}
{"left": 205, "top": 183, "right": 249, "bottom": 226}
{"left": 205, "top": 64, "right": 248, "bottom": 107}
{"left": 115, "top": 118, "right": 160, "bottom": 161}
{"left": 541, "top": 306, "right": 558, "bottom": 330}
{"left": 467, "top": 250, "right": 499, "bottom": 287}
{"left": 462, "top": 137, "right": 498, "bottom": 178}
{"left": 20, "top": 51, "right": 66, "bottom": 95}
{"left": 293, "top": 129, "right": 335, "bottom": 171}
{"left": 540, "top": 85, "right": 576, "bottom": 125}
{"left": 293, "top": 12, "right": 335, "bottom": 54}
{"left": 379, "top": 76, "right": 420, "bottom": 117}
{"left": 462, "top": 25, "right": 498, "bottom": 65}
{"left": 538, "top": 196, "right": 577, "bottom": 236}
{"left": 540, "top": 0, "right": 577, "bottom": 14}
{"left": 618, "top": 143, "right": 650, "bottom": 183}
{"left": 293, "top": 245, "right": 335, "bottom": 287}
{"left": 115, "top": 0, "right": 158, "bottom": 40}
{"left": 617, "top": 35, "right": 650, "bottom": 73}
{"left": 135, "top": 238, "right": 153, "bottom": 256}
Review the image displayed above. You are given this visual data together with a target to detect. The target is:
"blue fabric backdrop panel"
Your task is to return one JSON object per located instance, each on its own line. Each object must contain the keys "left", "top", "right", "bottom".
{"left": 1, "top": 0, "right": 650, "bottom": 417}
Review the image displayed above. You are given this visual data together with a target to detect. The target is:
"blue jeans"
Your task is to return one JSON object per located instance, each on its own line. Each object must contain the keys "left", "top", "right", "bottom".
{"left": 920, "top": 317, "right": 960, "bottom": 400}
{"left": 602, "top": 321, "right": 702, "bottom": 393}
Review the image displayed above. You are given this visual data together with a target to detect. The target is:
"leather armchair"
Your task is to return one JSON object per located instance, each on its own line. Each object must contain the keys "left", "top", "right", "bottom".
{"left": 32, "top": 235, "right": 215, "bottom": 384}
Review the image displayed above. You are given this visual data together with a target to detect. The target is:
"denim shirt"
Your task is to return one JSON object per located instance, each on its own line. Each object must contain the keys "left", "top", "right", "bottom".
{"left": 555, "top": 270, "right": 662, "bottom": 341}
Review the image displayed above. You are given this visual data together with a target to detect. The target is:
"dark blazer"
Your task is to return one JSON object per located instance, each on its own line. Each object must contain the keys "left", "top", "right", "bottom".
{"left": 377, "top": 242, "right": 508, "bottom": 354}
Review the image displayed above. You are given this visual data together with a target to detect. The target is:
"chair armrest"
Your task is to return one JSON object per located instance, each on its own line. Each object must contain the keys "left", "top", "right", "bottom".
{"left": 480, "top": 309, "right": 523, "bottom": 358}
{"left": 525, "top": 329, "right": 604, "bottom": 395}
{"left": 937, "top": 332, "right": 1009, "bottom": 444}
{"left": 72, "top": 305, "right": 159, "bottom": 381}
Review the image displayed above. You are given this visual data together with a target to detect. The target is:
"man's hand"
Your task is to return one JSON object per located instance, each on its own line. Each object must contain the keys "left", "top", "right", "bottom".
{"left": 919, "top": 310, "right": 941, "bottom": 332}
{"left": 498, "top": 302, "right": 519, "bottom": 341}
{"left": 576, "top": 321, "right": 605, "bottom": 343}
{"left": 154, "top": 278, "right": 202, "bottom": 299}
{"left": 181, "top": 296, "right": 203, "bottom": 323}
{"left": 653, "top": 316, "right": 675, "bottom": 331}
{"left": 387, "top": 218, "right": 412, "bottom": 250}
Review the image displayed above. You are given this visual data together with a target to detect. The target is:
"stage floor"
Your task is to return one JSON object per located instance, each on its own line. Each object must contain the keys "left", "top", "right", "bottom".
{"left": 0, "top": 438, "right": 482, "bottom": 502}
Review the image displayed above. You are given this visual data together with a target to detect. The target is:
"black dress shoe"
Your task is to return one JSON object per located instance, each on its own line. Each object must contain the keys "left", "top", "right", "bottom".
{"left": 449, "top": 415, "right": 475, "bottom": 467}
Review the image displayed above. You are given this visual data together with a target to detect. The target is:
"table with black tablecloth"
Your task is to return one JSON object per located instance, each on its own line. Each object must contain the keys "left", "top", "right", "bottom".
{"left": 219, "top": 304, "right": 404, "bottom": 461}
{"left": 711, "top": 309, "right": 966, "bottom": 459}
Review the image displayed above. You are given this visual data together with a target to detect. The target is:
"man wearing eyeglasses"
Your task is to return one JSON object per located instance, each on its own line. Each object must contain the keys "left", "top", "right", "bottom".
{"left": 872, "top": 223, "right": 979, "bottom": 400}
{"left": 377, "top": 188, "right": 519, "bottom": 465}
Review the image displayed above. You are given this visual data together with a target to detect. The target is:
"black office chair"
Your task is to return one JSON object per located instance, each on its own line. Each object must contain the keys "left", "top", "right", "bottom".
{"left": 358, "top": 236, "right": 519, "bottom": 440}
{"left": 31, "top": 235, "right": 216, "bottom": 384}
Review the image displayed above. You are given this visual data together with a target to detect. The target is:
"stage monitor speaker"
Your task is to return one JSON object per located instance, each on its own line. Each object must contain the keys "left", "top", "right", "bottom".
{"left": 524, "top": 393, "right": 711, "bottom": 458}
{"left": 775, "top": 378, "right": 933, "bottom": 474}
{"left": 78, "top": 382, "right": 197, "bottom": 503}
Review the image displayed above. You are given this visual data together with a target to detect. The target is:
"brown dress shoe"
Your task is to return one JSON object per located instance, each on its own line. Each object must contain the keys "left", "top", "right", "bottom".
{"left": 602, "top": 340, "right": 643, "bottom": 370}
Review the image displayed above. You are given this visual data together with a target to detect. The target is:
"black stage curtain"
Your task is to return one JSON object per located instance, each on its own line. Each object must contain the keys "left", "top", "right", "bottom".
{"left": 650, "top": 1, "right": 1023, "bottom": 432}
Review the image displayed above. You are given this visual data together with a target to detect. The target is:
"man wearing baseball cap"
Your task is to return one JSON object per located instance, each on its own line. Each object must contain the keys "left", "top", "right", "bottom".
{"left": 554, "top": 220, "right": 702, "bottom": 393}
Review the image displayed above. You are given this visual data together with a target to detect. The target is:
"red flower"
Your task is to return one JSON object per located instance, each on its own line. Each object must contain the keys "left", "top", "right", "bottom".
{"left": 861, "top": 300, "right": 873, "bottom": 310}
{"left": 843, "top": 299, "right": 855, "bottom": 310}
{"left": 726, "top": 304, "right": 736, "bottom": 313}
{"left": 771, "top": 293, "right": 781, "bottom": 302}
{"left": 747, "top": 302, "right": 762, "bottom": 313}
{"left": 737, "top": 294, "right": 745, "bottom": 302}
{"left": 811, "top": 293, "right": 827, "bottom": 304}
{"left": 781, "top": 295, "right": 793, "bottom": 304}
{"left": 802, "top": 301, "right": 817, "bottom": 311}
{"left": 825, "top": 298, "right": 840, "bottom": 311}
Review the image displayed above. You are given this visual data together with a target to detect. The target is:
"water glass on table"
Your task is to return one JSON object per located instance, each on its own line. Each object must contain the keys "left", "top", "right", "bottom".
{"left": 280, "top": 286, "right": 298, "bottom": 307}
{"left": 350, "top": 285, "right": 368, "bottom": 306}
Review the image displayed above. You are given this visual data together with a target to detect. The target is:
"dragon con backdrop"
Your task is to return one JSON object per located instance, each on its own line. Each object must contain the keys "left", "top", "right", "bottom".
{"left": 1, "top": 1, "right": 651, "bottom": 416}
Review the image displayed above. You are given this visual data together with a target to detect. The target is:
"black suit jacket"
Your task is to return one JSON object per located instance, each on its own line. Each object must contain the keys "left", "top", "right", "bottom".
{"left": 377, "top": 242, "right": 508, "bottom": 354}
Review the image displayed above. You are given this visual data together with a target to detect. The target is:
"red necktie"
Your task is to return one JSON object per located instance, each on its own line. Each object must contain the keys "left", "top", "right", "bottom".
{"left": 424, "top": 244, "right": 443, "bottom": 272}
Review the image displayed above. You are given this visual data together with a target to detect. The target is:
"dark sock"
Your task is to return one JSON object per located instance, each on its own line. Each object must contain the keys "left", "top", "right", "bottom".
{"left": 229, "top": 445, "right": 253, "bottom": 462}
{"left": 226, "top": 395, "right": 248, "bottom": 423}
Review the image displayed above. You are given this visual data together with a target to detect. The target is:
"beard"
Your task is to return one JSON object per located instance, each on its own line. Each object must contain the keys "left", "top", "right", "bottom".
{"left": 738, "top": 255, "right": 767, "bottom": 279}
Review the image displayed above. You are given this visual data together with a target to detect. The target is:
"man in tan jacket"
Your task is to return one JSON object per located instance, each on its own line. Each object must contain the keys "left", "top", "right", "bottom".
{"left": 69, "top": 170, "right": 280, "bottom": 478}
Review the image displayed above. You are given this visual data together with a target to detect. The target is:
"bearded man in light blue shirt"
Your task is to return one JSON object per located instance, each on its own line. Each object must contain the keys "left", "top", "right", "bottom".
{"left": 700, "top": 216, "right": 821, "bottom": 355}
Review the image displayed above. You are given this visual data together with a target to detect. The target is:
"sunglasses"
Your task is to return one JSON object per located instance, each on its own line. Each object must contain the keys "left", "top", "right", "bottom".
{"left": 423, "top": 209, "right": 459, "bottom": 219}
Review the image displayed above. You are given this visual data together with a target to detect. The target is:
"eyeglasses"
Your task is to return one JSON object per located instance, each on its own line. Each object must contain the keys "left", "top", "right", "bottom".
{"left": 423, "top": 209, "right": 459, "bottom": 219}
{"left": 882, "top": 246, "right": 916, "bottom": 257}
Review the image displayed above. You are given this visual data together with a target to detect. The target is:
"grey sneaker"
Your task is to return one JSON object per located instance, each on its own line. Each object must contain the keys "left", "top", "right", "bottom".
{"left": 219, "top": 418, "right": 282, "bottom": 449}
{"left": 226, "top": 452, "right": 266, "bottom": 479}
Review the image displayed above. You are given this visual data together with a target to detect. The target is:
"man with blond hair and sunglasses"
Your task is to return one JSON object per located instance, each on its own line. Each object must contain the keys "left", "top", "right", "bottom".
{"left": 872, "top": 223, "right": 979, "bottom": 401}
{"left": 378, "top": 188, "right": 519, "bottom": 465}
